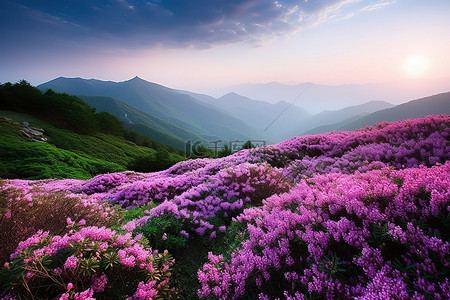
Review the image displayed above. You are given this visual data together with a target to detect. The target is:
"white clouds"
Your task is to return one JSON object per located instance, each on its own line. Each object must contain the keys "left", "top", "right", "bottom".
{"left": 361, "top": 0, "right": 396, "bottom": 11}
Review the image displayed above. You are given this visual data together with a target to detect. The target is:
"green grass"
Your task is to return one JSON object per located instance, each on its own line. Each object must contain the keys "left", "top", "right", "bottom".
{"left": 0, "top": 110, "right": 184, "bottom": 179}
{"left": 0, "top": 122, "right": 125, "bottom": 179}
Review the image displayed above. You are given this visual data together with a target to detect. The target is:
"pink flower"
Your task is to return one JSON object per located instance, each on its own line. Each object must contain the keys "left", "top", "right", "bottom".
{"left": 64, "top": 256, "right": 78, "bottom": 269}
{"left": 134, "top": 281, "right": 158, "bottom": 299}
{"left": 91, "top": 274, "right": 108, "bottom": 293}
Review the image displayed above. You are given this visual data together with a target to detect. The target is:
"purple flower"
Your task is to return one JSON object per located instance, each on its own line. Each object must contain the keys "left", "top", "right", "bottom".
{"left": 64, "top": 255, "right": 78, "bottom": 269}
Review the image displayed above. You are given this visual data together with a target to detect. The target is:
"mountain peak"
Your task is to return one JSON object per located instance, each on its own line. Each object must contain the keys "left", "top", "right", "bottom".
{"left": 127, "top": 76, "right": 147, "bottom": 83}
{"left": 224, "top": 92, "right": 240, "bottom": 97}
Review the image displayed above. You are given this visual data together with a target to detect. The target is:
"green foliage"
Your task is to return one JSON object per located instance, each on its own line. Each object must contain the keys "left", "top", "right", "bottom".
{"left": 0, "top": 228, "right": 175, "bottom": 299}
{"left": 242, "top": 140, "right": 255, "bottom": 149}
{"left": 0, "top": 82, "right": 98, "bottom": 134}
{"left": 94, "top": 112, "right": 125, "bottom": 136}
{"left": 129, "top": 149, "right": 180, "bottom": 172}
{"left": 0, "top": 81, "right": 185, "bottom": 179}
{"left": 0, "top": 134, "right": 124, "bottom": 179}
{"left": 135, "top": 214, "right": 189, "bottom": 251}
{"left": 217, "top": 144, "right": 232, "bottom": 157}
{"left": 191, "top": 145, "right": 216, "bottom": 159}
{"left": 122, "top": 205, "right": 157, "bottom": 223}
{"left": 170, "top": 221, "right": 248, "bottom": 299}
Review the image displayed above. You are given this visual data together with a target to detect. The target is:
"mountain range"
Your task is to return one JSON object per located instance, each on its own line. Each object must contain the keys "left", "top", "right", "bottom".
{"left": 306, "top": 91, "right": 450, "bottom": 134}
{"left": 39, "top": 77, "right": 261, "bottom": 145}
{"left": 38, "top": 77, "right": 449, "bottom": 147}
{"left": 214, "top": 78, "right": 450, "bottom": 114}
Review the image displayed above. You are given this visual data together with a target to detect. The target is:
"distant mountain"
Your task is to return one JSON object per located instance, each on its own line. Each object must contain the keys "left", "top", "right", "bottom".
{"left": 176, "top": 89, "right": 217, "bottom": 104}
{"left": 306, "top": 92, "right": 450, "bottom": 134}
{"left": 216, "top": 93, "right": 311, "bottom": 142}
{"left": 177, "top": 91, "right": 392, "bottom": 143}
{"left": 78, "top": 95, "right": 205, "bottom": 149}
{"left": 295, "top": 101, "right": 394, "bottom": 135}
{"left": 217, "top": 78, "right": 450, "bottom": 114}
{"left": 181, "top": 91, "right": 311, "bottom": 143}
{"left": 38, "top": 77, "right": 261, "bottom": 143}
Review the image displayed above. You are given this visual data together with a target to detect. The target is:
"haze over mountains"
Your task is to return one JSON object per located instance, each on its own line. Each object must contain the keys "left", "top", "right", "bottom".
{"left": 38, "top": 77, "right": 450, "bottom": 147}
{"left": 214, "top": 78, "right": 450, "bottom": 114}
{"left": 306, "top": 91, "right": 450, "bottom": 135}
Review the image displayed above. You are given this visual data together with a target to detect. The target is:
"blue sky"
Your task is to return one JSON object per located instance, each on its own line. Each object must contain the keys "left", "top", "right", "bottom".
{"left": 1, "top": 0, "right": 449, "bottom": 92}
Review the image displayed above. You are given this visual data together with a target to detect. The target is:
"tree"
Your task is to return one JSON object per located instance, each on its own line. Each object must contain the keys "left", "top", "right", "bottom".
{"left": 242, "top": 140, "right": 255, "bottom": 149}
{"left": 218, "top": 144, "right": 232, "bottom": 157}
{"left": 129, "top": 149, "right": 173, "bottom": 172}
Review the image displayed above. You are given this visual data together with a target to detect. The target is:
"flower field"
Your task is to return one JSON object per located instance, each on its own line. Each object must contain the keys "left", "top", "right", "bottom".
{"left": 1, "top": 115, "right": 449, "bottom": 299}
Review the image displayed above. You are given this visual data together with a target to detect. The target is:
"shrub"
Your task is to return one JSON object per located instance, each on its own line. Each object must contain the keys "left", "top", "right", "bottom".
{"left": 0, "top": 226, "right": 175, "bottom": 299}
{"left": 0, "top": 183, "right": 121, "bottom": 266}
{"left": 197, "top": 163, "right": 450, "bottom": 299}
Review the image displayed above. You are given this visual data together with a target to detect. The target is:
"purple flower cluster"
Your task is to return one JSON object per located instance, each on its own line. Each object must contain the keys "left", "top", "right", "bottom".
{"left": 1, "top": 115, "right": 449, "bottom": 299}
{"left": 263, "top": 115, "right": 450, "bottom": 180}
{"left": 3, "top": 226, "right": 175, "bottom": 299}
{"left": 80, "top": 172, "right": 133, "bottom": 194}
{"left": 111, "top": 173, "right": 205, "bottom": 208}
{"left": 198, "top": 162, "right": 450, "bottom": 299}
{"left": 126, "top": 162, "right": 291, "bottom": 237}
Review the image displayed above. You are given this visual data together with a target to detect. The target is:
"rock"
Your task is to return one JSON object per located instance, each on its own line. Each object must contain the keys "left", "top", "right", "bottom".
{"left": 31, "top": 137, "right": 47, "bottom": 142}
{"left": 30, "top": 127, "right": 45, "bottom": 133}
{"left": 4, "top": 116, "right": 48, "bottom": 142}
{"left": 0, "top": 116, "right": 12, "bottom": 123}
{"left": 23, "top": 128, "right": 44, "bottom": 137}
{"left": 20, "top": 129, "right": 32, "bottom": 139}
{"left": 20, "top": 127, "right": 47, "bottom": 141}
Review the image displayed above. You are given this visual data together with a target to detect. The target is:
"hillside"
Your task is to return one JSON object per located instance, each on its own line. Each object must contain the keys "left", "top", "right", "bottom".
{"left": 38, "top": 77, "right": 262, "bottom": 142}
{"left": 303, "top": 100, "right": 393, "bottom": 130}
{"left": 306, "top": 91, "right": 450, "bottom": 134}
{"left": 78, "top": 95, "right": 205, "bottom": 149}
{"left": 0, "top": 81, "right": 184, "bottom": 179}
{"left": 1, "top": 115, "right": 449, "bottom": 299}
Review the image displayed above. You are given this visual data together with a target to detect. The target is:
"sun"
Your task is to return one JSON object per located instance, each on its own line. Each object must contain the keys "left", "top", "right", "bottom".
{"left": 403, "top": 54, "right": 430, "bottom": 77}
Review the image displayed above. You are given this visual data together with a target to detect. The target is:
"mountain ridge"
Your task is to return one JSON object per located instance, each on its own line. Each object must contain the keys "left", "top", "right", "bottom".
{"left": 38, "top": 77, "right": 263, "bottom": 143}
{"left": 305, "top": 91, "right": 450, "bottom": 134}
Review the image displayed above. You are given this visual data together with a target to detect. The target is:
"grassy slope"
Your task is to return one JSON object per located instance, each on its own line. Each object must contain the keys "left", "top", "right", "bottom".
{"left": 0, "top": 110, "right": 182, "bottom": 179}
{"left": 79, "top": 95, "right": 205, "bottom": 149}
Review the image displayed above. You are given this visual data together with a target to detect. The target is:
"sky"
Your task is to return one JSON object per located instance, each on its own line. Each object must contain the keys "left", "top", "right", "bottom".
{"left": 1, "top": 0, "right": 450, "bottom": 93}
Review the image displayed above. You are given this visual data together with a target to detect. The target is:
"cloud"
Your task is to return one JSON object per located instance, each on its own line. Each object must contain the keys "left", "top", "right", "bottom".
{"left": 361, "top": 0, "right": 396, "bottom": 11}
{"left": 0, "top": 0, "right": 395, "bottom": 51}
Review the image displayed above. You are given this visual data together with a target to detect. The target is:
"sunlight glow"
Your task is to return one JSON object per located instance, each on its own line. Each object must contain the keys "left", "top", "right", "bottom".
{"left": 403, "top": 54, "right": 430, "bottom": 77}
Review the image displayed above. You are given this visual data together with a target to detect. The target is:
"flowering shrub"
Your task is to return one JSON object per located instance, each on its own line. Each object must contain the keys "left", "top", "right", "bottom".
{"left": 0, "top": 226, "right": 175, "bottom": 299}
{"left": 1, "top": 115, "right": 449, "bottom": 299}
{"left": 80, "top": 172, "right": 133, "bottom": 194}
{"left": 129, "top": 163, "right": 291, "bottom": 243}
{"left": 111, "top": 175, "right": 197, "bottom": 208}
{"left": 198, "top": 162, "right": 450, "bottom": 299}
{"left": 273, "top": 115, "right": 450, "bottom": 180}
{"left": 0, "top": 184, "right": 120, "bottom": 266}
